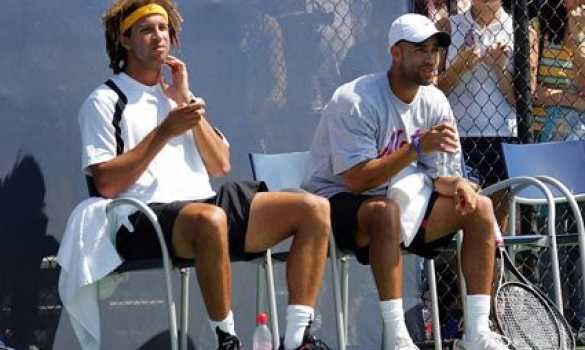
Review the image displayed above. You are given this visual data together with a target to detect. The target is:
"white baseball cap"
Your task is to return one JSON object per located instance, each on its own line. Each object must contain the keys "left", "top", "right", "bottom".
{"left": 388, "top": 13, "right": 450, "bottom": 48}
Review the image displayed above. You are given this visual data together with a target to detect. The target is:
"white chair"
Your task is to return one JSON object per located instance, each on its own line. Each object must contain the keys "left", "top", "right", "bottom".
{"left": 86, "top": 178, "right": 281, "bottom": 350}
{"left": 248, "top": 151, "right": 444, "bottom": 350}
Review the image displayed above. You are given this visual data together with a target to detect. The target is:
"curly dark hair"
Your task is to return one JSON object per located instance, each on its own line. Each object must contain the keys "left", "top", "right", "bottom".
{"left": 102, "top": 0, "right": 183, "bottom": 73}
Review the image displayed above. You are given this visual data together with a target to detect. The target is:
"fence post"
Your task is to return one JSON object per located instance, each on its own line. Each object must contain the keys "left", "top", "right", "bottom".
{"left": 513, "top": 0, "right": 534, "bottom": 144}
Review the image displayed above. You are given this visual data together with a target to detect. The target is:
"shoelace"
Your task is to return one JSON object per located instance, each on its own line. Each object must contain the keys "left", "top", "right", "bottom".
{"left": 218, "top": 335, "right": 240, "bottom": 350}
{"left": 218, "top": 338, "right": 240, "bottom": 350}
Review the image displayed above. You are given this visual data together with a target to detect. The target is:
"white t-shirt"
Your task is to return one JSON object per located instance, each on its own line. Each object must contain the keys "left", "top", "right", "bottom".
{"left": 303, "top": 72, "right": 462, "bottom": 199}
{"left": 79, "top": 72, "right": 216, "bottom": 203}
{"left": 446, "top": 9, "right": 517, "bottom": 137}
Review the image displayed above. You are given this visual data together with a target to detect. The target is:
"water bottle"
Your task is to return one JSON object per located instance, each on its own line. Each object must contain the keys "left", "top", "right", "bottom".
{"left": 253, "top": 312, "right": 273, "bottom": 350}
{"left": 436, "top": 118, "right": 460, "bottom": 177}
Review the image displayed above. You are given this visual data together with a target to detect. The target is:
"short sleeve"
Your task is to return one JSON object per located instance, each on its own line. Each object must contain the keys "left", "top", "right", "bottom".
{"left": 79, "top": 93, "right": 117, "bottom": 174}
{"left": 326, "top": 98, "right": 379, "bottom": 175}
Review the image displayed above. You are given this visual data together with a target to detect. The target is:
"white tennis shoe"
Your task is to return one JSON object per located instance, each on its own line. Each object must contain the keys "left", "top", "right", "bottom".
{"left": 454, "top": 331, "right": 514, "bottom": 350}
{"left": 389, "top": 337, "right": 420, "bottom": 350}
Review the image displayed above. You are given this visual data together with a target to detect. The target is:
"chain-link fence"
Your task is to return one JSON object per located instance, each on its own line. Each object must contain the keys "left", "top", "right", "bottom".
{"left": 268, "top": 0, "right": 584, "bottom": 345}
{"left": 281, "top": 0, "right": 584, "bottom": 345}
{"left": 411, "top": 0, "right": 585, "bottom": 345}
{"left": 2, "top": 0, "right": 583, "bottom": 348}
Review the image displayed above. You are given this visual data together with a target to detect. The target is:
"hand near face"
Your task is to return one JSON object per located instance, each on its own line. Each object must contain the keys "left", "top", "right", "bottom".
{"left": 159, "top": 55, "right": 192, "bottom": 106}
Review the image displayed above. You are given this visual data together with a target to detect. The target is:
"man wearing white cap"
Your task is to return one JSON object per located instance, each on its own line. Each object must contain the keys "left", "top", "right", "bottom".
{"left": 304, "top": 13, "right": 506, "bottom": 350}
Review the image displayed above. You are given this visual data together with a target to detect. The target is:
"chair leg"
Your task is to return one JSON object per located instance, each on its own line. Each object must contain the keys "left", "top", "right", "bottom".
{"left": 160, "top": 250, "right": 179, "bottom": 350}
{"left": 329, "top": 235, "right": 347, "bottom": 350}
{"left": 341, "top": 257, "right": 350, "bottom": 340}
{"left": 180, "top": 268, "right": 190, "bottom": 350}
{"left": 456, "top": 231, "right": 467, "bottom": 333}
{"left": 256, "top": 261, "right": 267, "bottom": 315}
{"left": 426, "top": 259, "right": 442, "bottom": 350}
{"left": 264, "top": 249, "right": 281, "bottom": 349}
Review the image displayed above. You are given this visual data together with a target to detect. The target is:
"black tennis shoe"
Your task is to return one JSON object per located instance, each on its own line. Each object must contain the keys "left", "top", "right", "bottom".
{"left": 216, "top": 327, "right": 242, "bottom": 350}
{"left": 278, "top": 321, "right": 332, "bottom": 350}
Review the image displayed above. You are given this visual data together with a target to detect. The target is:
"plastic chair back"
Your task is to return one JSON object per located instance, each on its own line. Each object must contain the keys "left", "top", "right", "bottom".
{"left": 248, "top": 151, "right": 310, "bottom": 190}
{"left": 502, "top": 140, "right": 585, "bottom": 200}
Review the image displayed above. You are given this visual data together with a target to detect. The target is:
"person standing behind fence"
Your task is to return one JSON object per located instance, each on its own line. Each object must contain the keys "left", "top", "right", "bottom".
{"left": 532, "top": 0, "right": 585, "bottom": 141}
{"left": 531, "top": 0, "right": 585, "bottom": 343}
{"left": 437, "top": 0, "right": 516, "bottom": 229}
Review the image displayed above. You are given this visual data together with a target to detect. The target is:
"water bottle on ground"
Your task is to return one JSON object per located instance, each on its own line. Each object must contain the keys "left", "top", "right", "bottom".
{"left": 253, "top": 312, "right": 273, "bottom": 350}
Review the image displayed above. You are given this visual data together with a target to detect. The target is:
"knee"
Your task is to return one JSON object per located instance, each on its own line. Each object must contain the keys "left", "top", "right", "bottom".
{"left": 298, "top": 193, "right": 331, "bottom": 240}
{"left": 182, "top": 206, "right": 228, "bottom": 247}
{"left": 466, "top": 195, "right": 497, "bottom": 244}
{"left": 359, "top": 199, "right": 401, "bottom": 240}
{"left": 474, "top": 195, "right": 495, "bottom": 224}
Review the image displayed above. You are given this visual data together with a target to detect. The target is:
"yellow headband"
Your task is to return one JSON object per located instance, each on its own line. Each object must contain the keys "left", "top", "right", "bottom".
{"left": 121, "top": 4, "right": 169, "bottom": 33}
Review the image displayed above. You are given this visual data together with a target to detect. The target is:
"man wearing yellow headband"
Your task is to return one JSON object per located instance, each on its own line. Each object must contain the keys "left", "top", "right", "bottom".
{"left": 76, "top": 1, "right": 333, "bottom": 350}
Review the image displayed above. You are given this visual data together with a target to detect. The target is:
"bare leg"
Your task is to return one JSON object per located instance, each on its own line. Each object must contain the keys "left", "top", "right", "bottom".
{"left": 245, "top": 192, "right": 330, "bottom": 306}
{"left": 354, "top": 197, "right": 403, "bottom": 300}
{"left": 424, "top": 195, "right": 496, "bottom": 294}
{"left": 172, "top": 203, "right": 231, "bottom": 320}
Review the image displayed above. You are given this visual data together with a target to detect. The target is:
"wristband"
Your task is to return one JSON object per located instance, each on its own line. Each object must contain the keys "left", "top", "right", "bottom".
{"left": 412, "top": 132, "right": 422, "bottom": 159}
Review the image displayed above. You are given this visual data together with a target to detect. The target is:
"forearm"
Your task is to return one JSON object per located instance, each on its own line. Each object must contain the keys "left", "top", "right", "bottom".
{"left": 536, "top": 86, "right": 585, "bottom": 110}
{"left": 342, "top": 143, "right": 417, "bottom": 193}
{"left": 192, "top": 117, "right": 231, "bottom": 176}
{"left": 494, "top": 68, "right": 516, "bottom": 106}
{"left": 438, "top": 60, "right": 466, "bottom": 93}
{"left": 90, "top": 126, "right": 169, "bottom": 198}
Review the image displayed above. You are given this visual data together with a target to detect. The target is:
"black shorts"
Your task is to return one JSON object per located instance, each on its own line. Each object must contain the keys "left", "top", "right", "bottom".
{"left": 329, "top": 191, "right": 456, "bottom": 264}
{"left": 115, "top": 181, "right": 268, "bottom": 262}
{"left": 461, "top": 137, "right": 518, "bottom": 187}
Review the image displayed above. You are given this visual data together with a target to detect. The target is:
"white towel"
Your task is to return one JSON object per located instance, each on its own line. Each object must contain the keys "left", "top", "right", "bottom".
{"left": 57, "top": 197, "right": 135, "bottom": 350}
{"left": 387, "top": 171, "right": 433, "bottom": 247}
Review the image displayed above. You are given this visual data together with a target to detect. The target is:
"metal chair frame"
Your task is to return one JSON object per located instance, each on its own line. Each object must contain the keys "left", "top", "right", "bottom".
{"left": 248, "top": 151, "right": 444, "bottom": 350}
{"left": 501, "top": 141, "right": 585, "bottom": 306}
{"left": 101, "top": 198, "right": 281, "bottom": 350}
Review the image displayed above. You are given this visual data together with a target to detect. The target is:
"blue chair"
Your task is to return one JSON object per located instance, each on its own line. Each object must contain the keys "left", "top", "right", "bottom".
{"left": 249, "top": 151, "right": 445, "bottom": 350}
{"left": 500, "top": 140, "right": 585, "bottom": 310}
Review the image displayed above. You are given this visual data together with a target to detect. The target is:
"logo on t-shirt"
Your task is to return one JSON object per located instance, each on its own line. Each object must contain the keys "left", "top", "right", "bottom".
{"left": 378, "top": 128, "right": 423, "bottom": 157}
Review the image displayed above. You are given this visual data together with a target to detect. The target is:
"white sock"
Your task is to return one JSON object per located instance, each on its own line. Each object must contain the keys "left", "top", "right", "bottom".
{"left": 210, "top": 310, "right": 236, "bottom": 337}
{"left": 380, "top": 299, "right": 411, "bottom": 349}
{"left": 284, "top": 305, "right": 314, "bottom": 350}
{"left": 465, "top": 294, "right": 491, "bottom": 338}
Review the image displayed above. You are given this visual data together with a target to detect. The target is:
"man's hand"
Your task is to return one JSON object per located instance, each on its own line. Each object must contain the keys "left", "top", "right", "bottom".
{"left": 455, "top": 179, "right": 478, "bottom": 216}
{"left": 160, "top": 55, "right": 192, "bottom": 106}
{"left": 158, "top": 100, "right": 206, "bottom": 139}
{"left": 419, "top": 122, "right": 459, "bottom": 154}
